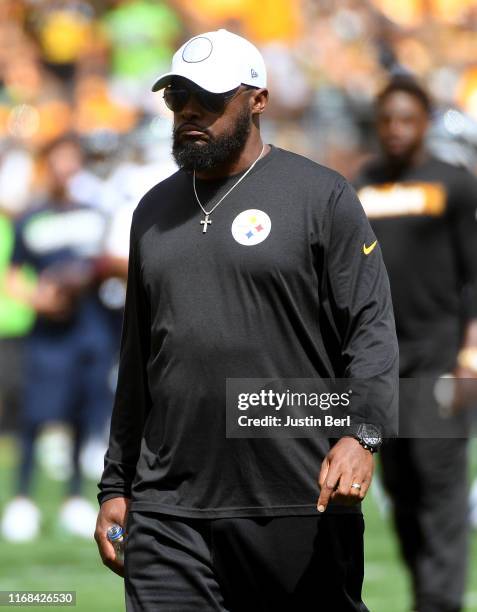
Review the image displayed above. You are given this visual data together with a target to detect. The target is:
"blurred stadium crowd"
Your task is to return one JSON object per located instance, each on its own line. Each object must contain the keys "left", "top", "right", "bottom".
{"left": 1, "top": 0, "right": 477, "bottom": 567}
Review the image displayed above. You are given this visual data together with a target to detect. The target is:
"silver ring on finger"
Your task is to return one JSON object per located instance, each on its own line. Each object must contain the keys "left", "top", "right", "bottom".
{"left": 350, "top": 482, "right": 362, "bottom": 490}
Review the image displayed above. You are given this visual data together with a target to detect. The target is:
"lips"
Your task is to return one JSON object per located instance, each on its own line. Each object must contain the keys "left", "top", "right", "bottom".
{"left": 182, "top": 130, "right": 206, "bottom": 137}
{"left": 178, "top": 124, "right": 207, "bottom": 137}
{"left": 385, "top": 139, "right": 407, "bottom": 154}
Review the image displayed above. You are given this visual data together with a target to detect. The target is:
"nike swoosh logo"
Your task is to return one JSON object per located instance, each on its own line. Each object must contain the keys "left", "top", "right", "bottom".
{"left": 363, "top": 240, "right": 377, "bottom": 255}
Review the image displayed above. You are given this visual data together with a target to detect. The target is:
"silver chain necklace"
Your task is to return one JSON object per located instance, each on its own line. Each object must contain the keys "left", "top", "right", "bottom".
{"left": 193, "top": 144, "right": 265, "bottom": 233}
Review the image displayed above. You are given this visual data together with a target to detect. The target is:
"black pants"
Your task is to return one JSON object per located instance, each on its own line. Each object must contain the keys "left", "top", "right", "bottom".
{"left": 380, "top": 438, "right": 470, "bottom": 612}
{"left": 124, "top": 511, "right": 369, "bottom": 611}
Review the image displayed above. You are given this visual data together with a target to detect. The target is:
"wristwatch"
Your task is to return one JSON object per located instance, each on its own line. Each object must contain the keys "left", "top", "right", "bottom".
{"left": 351, "top": 423, "right": 382, "bottom": 453}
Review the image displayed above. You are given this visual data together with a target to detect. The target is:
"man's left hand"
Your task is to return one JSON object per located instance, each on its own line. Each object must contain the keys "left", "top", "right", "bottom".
{"left": 450, "top": 363, "right": 477, "bottom": 413}
{"left": 317, "top": 437, "right": 374, "bottom": 513}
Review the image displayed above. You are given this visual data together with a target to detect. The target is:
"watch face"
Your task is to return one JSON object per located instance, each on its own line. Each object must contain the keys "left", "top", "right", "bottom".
{"left": 360, "top": 424, "right": 382, "bottom": 447}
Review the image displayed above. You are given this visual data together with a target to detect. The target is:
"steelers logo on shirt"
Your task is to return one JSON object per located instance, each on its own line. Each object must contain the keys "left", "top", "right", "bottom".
{"left": 231, "top": 209, "right": 271, "bottom": 246}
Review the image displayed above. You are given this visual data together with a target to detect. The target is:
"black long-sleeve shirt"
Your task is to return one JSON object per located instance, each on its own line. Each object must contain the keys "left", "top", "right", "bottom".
{"left": 98, "top": 146, "right": 398, "bottom": 517}
{"left": 356, "top": 155, "right": 477, "bottom": 374}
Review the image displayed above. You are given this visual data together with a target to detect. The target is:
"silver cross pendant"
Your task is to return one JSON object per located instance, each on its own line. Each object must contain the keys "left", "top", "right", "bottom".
{"left": 200, "top": 214, "right": 212, "bottom": 233}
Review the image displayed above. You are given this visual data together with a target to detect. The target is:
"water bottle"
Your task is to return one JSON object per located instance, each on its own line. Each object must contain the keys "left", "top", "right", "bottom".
{"left": 107, "top": 524, "right": 125, "bottom": 562}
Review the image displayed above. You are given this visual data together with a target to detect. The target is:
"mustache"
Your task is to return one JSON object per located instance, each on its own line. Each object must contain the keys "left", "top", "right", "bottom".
{"left": 173, "top": 122, "right": 211, "bottom": 137}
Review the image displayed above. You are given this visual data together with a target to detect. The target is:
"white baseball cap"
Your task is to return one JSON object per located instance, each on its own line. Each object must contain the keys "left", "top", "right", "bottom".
{"left": 151, "top": 29, "right": 267, "bottom": 94}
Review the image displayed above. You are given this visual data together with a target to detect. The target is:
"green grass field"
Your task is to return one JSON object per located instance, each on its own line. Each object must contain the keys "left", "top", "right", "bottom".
{"left": 0, "top": 434, "right": 476, "bottom": 612}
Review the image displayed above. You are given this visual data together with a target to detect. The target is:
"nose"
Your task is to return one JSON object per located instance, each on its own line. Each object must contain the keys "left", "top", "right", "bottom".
{"left": 178, "top": 92, "right": 204, "bottom": 121}
{"left": 387, "top": 117, "right": 405, "bottom": 136}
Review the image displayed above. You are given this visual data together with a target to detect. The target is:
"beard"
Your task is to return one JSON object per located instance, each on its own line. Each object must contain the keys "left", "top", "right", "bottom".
{"left": 172, "top": 108, "right": 252, "bottom": 172}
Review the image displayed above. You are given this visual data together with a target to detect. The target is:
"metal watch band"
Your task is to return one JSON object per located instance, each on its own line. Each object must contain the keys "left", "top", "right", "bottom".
{"left": 355, "top": 438, "right": 379, "bottom": 453}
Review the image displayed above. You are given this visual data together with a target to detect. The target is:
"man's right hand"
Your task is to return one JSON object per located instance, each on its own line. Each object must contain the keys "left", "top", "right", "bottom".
{"left": 94, "top": 497, "right": 130, "bottom": 577}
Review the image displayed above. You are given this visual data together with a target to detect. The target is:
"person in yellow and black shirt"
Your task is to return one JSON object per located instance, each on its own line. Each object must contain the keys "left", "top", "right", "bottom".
{"left": 356, "top": 77, "right": 477, "bottom": 612}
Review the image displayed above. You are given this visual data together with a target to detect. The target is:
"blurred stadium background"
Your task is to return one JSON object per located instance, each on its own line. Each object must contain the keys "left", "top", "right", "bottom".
{"left": 1, "top": 0, "right": 477, "bottom": 610}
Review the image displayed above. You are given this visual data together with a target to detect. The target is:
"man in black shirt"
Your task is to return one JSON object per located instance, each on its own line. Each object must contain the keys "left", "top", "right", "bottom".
{"left": 356, "top": 77, "right": 477, "bottom": 612}
{"left": 95, "top": 29, "right": 398, "bottom": 611}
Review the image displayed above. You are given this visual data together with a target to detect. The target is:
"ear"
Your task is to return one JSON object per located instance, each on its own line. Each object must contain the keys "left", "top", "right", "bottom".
{"left": 250, "top": 88, "right": 269, "bottom": 115}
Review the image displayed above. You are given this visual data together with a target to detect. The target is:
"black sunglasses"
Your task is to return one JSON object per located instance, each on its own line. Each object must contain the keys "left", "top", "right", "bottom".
{"left": 163, "top": 83, "right": 254, "bottom": 114}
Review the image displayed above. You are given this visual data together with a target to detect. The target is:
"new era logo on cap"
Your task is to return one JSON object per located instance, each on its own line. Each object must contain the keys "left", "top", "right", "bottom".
{"left": 251, "top": 68, "right": 258, "bottom": 78}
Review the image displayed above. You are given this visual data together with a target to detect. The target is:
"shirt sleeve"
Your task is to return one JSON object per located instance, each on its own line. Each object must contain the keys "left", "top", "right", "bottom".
{"left": 322, "top": 178, "right": 399, "bottom": 436}
{"left": 447, "top": 167, "right": 477, "bottom": 320}
{"left": 97, "top": 218, "right": 152, "bottom": 505}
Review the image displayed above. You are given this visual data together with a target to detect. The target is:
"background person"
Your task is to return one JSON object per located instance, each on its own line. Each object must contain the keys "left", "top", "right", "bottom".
{"left": 1, "top": 134, "right": 116, "bottom": 542}
{"left": 356, "top": 76, "right": 477, "bottom": 612}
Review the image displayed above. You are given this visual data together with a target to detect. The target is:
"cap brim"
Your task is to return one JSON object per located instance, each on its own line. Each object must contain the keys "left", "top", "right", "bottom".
{"left": 151, "top": 69, "right": 241, "bottom": 94}
{"left": 151, "top": 72, "right": 177, "bottom": 92}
